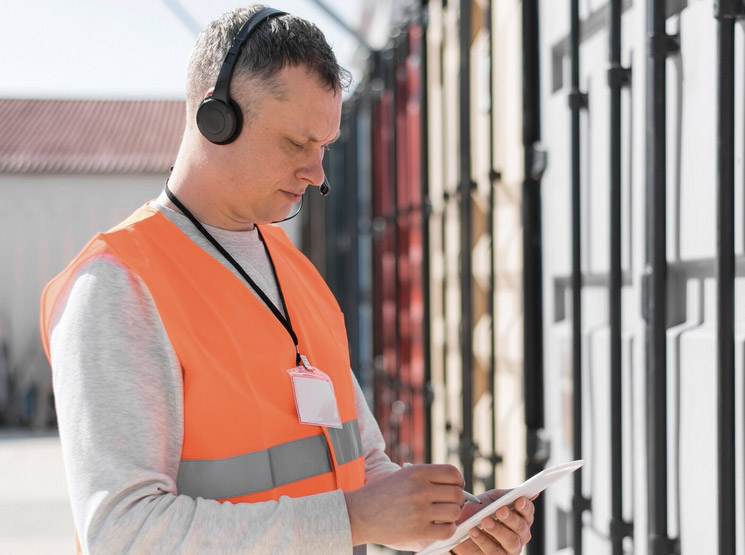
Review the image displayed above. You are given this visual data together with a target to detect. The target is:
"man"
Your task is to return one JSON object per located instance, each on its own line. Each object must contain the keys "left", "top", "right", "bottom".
{"left": 40, "top": 6, "right": 535, "bottom": 553}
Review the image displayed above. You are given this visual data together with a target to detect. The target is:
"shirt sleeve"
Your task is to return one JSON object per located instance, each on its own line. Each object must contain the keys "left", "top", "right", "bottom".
{"left": 49, "top": 254, "right": 354, "bottom": 554}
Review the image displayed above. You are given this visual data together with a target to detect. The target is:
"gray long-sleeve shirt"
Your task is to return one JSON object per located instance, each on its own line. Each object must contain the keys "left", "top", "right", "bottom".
{"left": 48, "top": 195, "right": 399, "bottom": 554}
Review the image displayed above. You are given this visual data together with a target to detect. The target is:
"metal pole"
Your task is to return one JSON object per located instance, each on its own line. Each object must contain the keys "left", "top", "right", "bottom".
{"left": 569, "top": 1, "right": 588, "bottom": 553}
{"left": 714, "top": 2, "right": 737, "bottom": 552}
{"left": 459, "top": 0, "right": 475, "bottom": 491}
{"left": 608, "top": 1, "right": 632, "bottom": 553}
{"left": 486, "top": 0, "right": 503, "bottom": 492}
{"left": 420, "top": 2, "right": 434, "bottom": 465}
{"left": 522, "top": 0, "right": 547, "bottom": 552}
{"left": 646, "top": 0, "right": 677, "bottom": 552}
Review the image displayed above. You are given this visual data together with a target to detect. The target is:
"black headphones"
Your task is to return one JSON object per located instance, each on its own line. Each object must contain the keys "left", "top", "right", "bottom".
{"left": 196, "top": 8, "right": 286, "bottom": 145}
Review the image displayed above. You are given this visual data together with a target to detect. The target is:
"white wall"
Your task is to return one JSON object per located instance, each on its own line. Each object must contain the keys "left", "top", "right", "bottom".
{"left": 0, "top": 174, "right": 164, "bottom": 423}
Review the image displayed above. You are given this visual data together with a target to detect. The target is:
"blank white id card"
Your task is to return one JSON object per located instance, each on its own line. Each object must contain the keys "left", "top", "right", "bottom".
{"left": 287, "top": 366, "right": 343, "bottom": 429}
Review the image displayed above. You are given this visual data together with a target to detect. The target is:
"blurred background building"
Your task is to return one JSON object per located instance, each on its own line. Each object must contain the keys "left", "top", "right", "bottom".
{"left": 1, "top": 1, "right": 744, "bottom": 554}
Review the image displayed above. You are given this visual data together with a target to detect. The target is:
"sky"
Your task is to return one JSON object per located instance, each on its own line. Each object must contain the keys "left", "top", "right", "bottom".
{"left": 0, "top": 0, "right": 374, "bottom": 100}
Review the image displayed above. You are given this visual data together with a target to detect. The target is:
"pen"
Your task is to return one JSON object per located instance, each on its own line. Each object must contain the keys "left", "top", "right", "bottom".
{"left": 403, "top": 462, "right": 483, "bottom": 504}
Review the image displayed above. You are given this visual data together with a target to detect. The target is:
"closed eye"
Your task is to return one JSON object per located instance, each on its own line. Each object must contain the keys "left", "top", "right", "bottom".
{"left": 288, "top": 137, "right": 335, "bottom": 154}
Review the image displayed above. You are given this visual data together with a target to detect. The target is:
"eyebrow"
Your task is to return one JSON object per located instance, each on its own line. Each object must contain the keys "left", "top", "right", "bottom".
{"left": 325, "top": 131, "right": 342, "bottom": 145}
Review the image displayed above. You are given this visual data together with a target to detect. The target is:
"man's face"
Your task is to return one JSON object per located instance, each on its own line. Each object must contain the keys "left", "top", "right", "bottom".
{"left": 216, "top": 65, "right": 342, "bottom": 226}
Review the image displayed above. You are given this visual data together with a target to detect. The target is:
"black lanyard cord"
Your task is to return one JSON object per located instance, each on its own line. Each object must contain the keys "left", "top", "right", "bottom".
{"left": 164, "top": 184, "right": 302, "bottom": 365}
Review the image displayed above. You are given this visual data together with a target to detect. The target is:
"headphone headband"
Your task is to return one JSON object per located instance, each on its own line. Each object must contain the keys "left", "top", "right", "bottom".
{"left": 212, "top": 7, "right": 286, "bottom": 103}
{"left": 197, "top": 7, "right": 287, "bottom": 145}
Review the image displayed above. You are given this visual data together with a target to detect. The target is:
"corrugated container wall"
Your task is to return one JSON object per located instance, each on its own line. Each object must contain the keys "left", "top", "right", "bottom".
{"left": 311, "top": 0, "right": 745, "bottom": 553}
{"left": 539, "top": 1, "right": 744, "bottom": 554}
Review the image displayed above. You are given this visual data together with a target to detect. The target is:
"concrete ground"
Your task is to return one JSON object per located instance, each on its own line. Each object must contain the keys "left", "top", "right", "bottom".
{"left": 0, "top": 430, "right": 74, "bottom": 554}
{"left": 0, "top": 429, "right": 395, "bottom": 554}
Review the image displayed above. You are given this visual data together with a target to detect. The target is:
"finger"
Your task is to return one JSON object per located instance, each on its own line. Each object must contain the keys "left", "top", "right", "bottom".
{"left": 468, "top": 527, "right": 507, "bottom": 555}
{"left": 424, "top": 520, "right": 458, "bottom": 540}
{"left": 494, "top": 504, "right": 532, "bottom": 544}
{"left": 428, "top": 484, "right": 466, "bottom": 506}
{"left": 429, "top": 501, "right": 464, "bottom": 524}
{"left": 404, "top": 469, "right": 465, "bottom": 506}
{"left": 423, "top": 464, "right": 466, "bottom": 487}
{"left": 512, "top": 497, "right": 535, "bottom": 525}
{"left": 451, "top": 538, "right": 484, "bottom": 555}
{"left": 480, "top": 516, "right": 524, "bottom": 554}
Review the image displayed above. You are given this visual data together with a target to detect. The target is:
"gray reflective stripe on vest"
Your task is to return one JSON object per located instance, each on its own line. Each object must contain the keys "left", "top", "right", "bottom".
{"left": 328, "top": 418, "right": 363, "bottom": 465}
{"left": 177, "top": 419, "right": 363, "bottom": 500}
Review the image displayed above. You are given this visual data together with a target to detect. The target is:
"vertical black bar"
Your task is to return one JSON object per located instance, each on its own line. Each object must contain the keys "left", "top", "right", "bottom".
{"left": 646, "top": 0, "right": 670, "bottom": 552}
{"left": 346, "top": 102, "right": 362, "bottom": 379}
{"left": 420, "top": 2, "right": 433, "bottom": 465}
{"left": 608, "top": 1, "right": 629, "bottom": 553}
{"left": 441, "top": 193, "right": 451, "bottom": 452}
{"left": 459, "top": 0, "right": 475, "bottom": 490}
{"left": 522, "top": 0, "right": 546, "bottom": 553}
{"left": 569, "top": 1, "right": 586, "bottom": 554}
{"left": 486, "top": 0, "right": 499, "bottom": 490}
{"left": 389, "top": 43, "right": 401, "bottom": 453}
{"left": 716, "top": 10, "right": 736, "bottom": 555}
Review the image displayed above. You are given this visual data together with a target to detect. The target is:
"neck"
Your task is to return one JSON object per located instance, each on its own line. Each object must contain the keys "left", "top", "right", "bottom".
{"left": 165, "top": 139, "right": 256, "bottom": 231}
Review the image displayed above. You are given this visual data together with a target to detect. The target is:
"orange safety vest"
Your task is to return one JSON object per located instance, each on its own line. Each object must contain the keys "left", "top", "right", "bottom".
{"left": 41, "top": 204, "right": 365, "bottom": 509}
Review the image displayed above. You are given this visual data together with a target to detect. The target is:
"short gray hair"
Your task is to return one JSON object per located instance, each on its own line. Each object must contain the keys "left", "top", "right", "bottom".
{"left": 186, "top": 5, "right": 352, "bottom": 121}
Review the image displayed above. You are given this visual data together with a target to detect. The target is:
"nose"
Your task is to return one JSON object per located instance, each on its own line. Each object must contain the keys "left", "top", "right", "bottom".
{"left": 296, "top": 147, "right": 326, "bottom": 188}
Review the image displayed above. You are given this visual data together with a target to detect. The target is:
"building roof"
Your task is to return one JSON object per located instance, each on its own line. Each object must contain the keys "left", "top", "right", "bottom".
{"left": 0, "top": 98, "right": 185, "bottom": 174}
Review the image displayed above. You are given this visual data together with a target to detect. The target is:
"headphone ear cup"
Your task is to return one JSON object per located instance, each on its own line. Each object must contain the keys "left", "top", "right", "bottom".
{"left": 196, "top": 97, "right": 242, "bottom": 144}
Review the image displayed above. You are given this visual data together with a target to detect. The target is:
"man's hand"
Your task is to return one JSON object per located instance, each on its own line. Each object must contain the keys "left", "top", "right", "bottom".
{"left": 451, "top": 490, "right": 535, "bottom": 555}
{"left": 344, "top": 464, "right": 467, "bottom": 546}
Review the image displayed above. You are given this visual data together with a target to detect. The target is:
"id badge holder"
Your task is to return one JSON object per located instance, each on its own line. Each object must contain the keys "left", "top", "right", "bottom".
{"left": 286, "top": 355, "right": 343, "bottom": 429}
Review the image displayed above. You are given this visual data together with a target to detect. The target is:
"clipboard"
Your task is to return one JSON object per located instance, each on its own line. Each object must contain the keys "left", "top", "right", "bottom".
{"left": 415, "top": 460, "right": 585, "bottom": 555}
